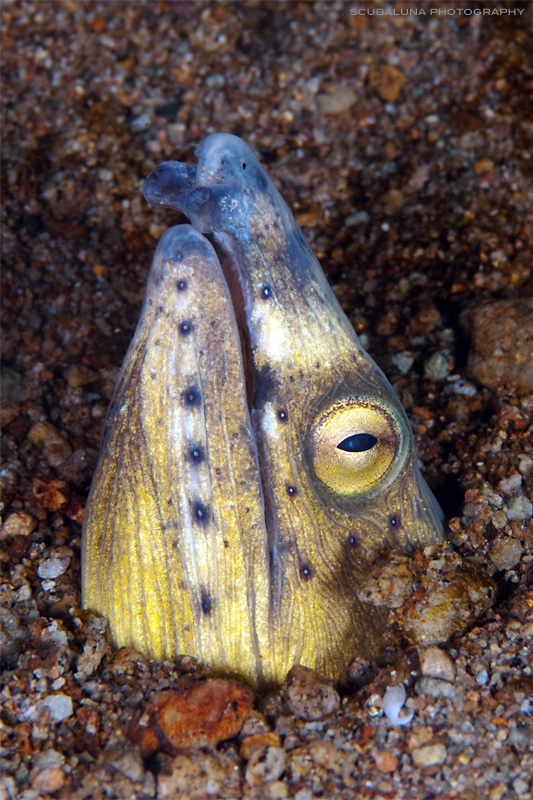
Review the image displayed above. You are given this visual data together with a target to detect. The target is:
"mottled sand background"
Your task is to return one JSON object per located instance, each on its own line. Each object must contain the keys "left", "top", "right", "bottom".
{"left": 1, "top": 2, "right": 532, "bottom": 799}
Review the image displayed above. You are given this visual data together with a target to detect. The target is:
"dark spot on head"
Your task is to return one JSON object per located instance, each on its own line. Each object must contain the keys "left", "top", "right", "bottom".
{"left": 158, "top": 305, "right": 164, "bottom": 314}
{"left": 287, "top": 485, "right": 297, "bottom": 497}
{"left": 182, "top": 387, "right": 201, "bottom": 407}
{"left": 241, "top": 160, "right": 247, "bottom": 170}
{"left": 177, "top": 279, "right": 187, "bottom": 291}
{"left": 389, "top": 514, "right": 401, "bottom": 530}
{"left": 261, "top": 285, "right": 271, "bottom": 299}
{"left": 200, "top": 589, "right": 212, "bottom": 615}
{"left": 299, "top": 563, "right": 312, "bottom": 581}
{"left": 223, "top": 539, "right": 229, "bottom": 548}
{"left": 189, "top": 445, "right": 204, "bottom": 463}
{"left": 167, "top": 498, "right": 173, "bottom": 506}
{"left": 348, "top": 535, "right": 360, "bottom": 548}
{"left": 180, "top": 321, "right": 192, "bottom": 335}
{"left": 278, "top": 409, "right": 288, "bottom": 422}
{"left": 193, "top": 500, "right": 209, "bottom": 524}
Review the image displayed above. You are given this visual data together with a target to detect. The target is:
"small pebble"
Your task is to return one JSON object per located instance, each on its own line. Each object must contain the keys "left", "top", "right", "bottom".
{"left": 37, "top": 558, "right": 70, "bottom": 579}
{"left": 27, "top": 421, "right": 72, "bottom": 467}
{"left": 64, "top": 364, "right": 98, "bottom": 388}
{"left": 369, "top": 64, "right": 407, "bottom": 103}
{"left": 0, "top": 511, "right": 37, "bottom": 540}
{"left": 104, "top": 744, "right": 144, "bottom": 782}
{"left": 411, "top": 743, "right": 447, "bottom": 767}
{"left": 389, "top": 352, "right": 415, "bottom": 376}
{"left": 489, "top": 539, "right": 524, "bottom": 571}
{"left": 513, "top": 778, "right": 529, "bottom": 796}
{"left": 425, "top": 351, "right": 450, "bottom": 381}
{"left": 130, "top": 112, "right": 151, "bottom": 132}
{"left": 383, "top": 189, "right": 405, "bottom": 214}
{"left": 461, "top": 299, "right": 533, "bottom": 393}
{"left": 42, "top": 694, "right": 73, "bottom": 723}
{"left": 506, "top": 495, "right": 532, "bottom": 522}
{"left": 419, "top": 646, "right": 455, "bottom": 682}
{"left": 239, "top": 710, "right": 271, "bottom": 741}
{"left": 31, "top": 767, "right": 65, "bottom": 794}
{"left": 375, "top": 750, "right": 398, "bottom": 773}
{"left": 518, "top": 455, "right": 533, "bottom": 476}
{"left": 245, "top": 745, "right": 286, "bottom": 787}
{"left": 307, "top": 739, "right": 355, "bottom": 775}
{"left": 498, "top": 473, "right": 522, "bottom": 495}
{"left": 284, "top": 666, "right": 340, "bottom": 721}
{"left": 316, "top": 84, "right": 356, "bottom": 114}
{"left": 476, "top": 670, "right": 490, "bottom": 686}
{"left": 157, "top": 749, "right": 239, "bottom": 799}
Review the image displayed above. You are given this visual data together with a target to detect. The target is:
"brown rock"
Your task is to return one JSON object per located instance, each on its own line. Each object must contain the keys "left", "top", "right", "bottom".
{"left": 64, "top": 363, "right": 99, "bottom": 388}
{"left": 489, "top": 538, "right": 524, "bottom": 571}
{"left": 31, "top": 767, "right": 65, "bottom": 794}
{"left": 284, "top": 665, "right": 340, "bottom": 721}
{"left": 369, "top": 64, "right": 407, "bottom": 103}
{"left": 395, "top": 565, "right": 495, "bottom": 645}
{"left": 129, "top": 679, "right": 253, "bottom": 755}
{"left": 0, "top": 511, "right": 37, "bottom": 540}
{"left": 460, "top": 299, "right": 533, "bottom": 393}
{"left": 32, "top": 478, "right": 70, "bottom": 512}
{"left": 375, "top": 750, "right": 399, "bottom": 772}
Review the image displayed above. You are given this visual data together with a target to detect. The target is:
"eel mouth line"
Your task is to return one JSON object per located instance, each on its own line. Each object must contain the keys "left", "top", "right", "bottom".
{"left": 209, "top": 237, "right": 280, "bottom": 576}
{"left": 211, "top": 240, "right": 255, "bottom": 415}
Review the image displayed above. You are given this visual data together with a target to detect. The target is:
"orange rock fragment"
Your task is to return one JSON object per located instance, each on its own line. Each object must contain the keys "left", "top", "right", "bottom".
{"left": 375, "top": 750, "right": 398, "bottom": 772}
{"left": 369, "top": 64, "right": 407, "bottom": 103}
{"left": 129, "top": 679, "right": 253, "bottom": 755}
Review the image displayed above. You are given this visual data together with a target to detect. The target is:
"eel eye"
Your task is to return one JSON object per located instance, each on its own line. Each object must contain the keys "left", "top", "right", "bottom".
{"left": 309, "top": 398, "right": 405, "bottom": 496}
{"left": 337, "top": 433, "right": 377, "bottom": 453}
